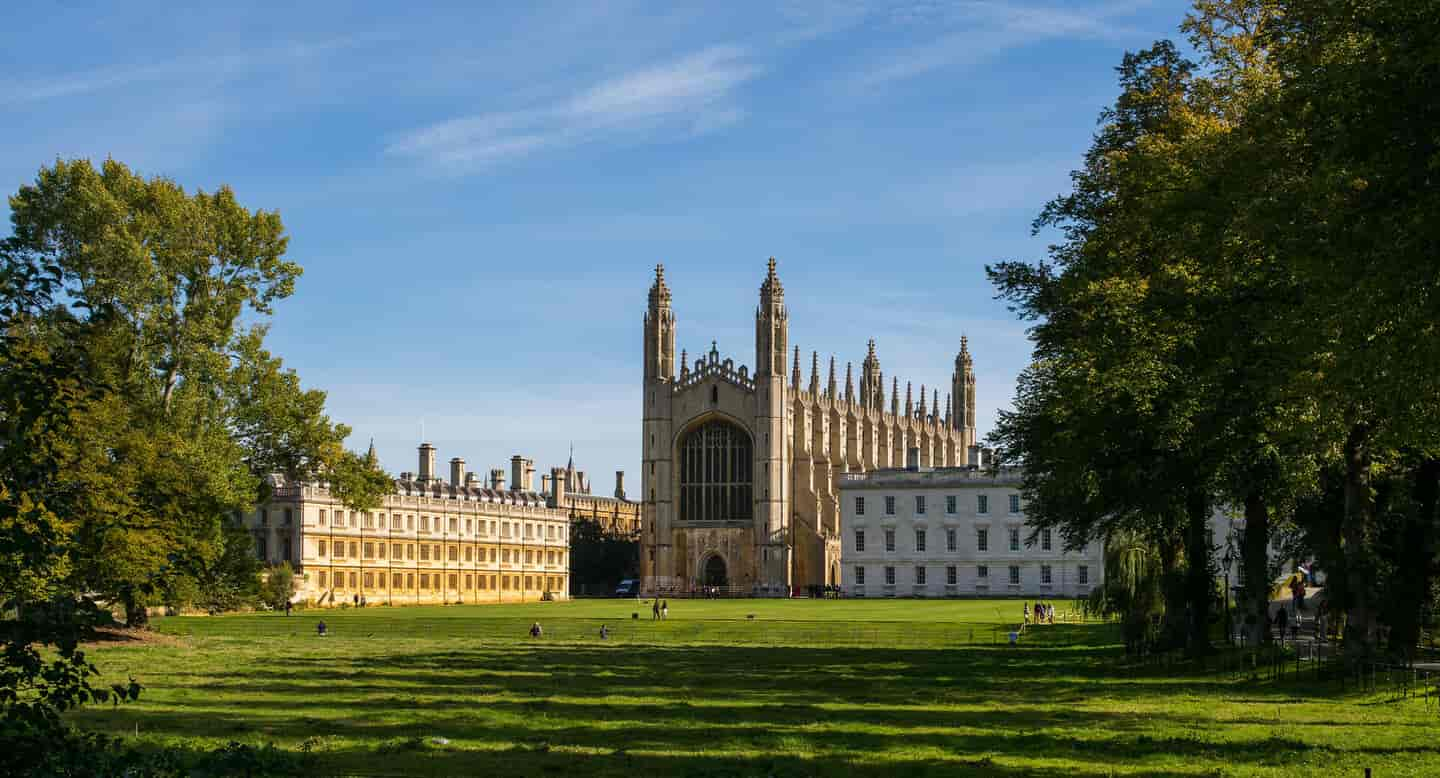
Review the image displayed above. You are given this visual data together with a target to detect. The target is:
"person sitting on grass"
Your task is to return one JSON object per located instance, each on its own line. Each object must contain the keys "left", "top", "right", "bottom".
{"left": 530, "top": 622, "right": 543, "bottom": 638}
{"left": 316, "top": 620, "right": 327, "bottom": 637}
{"left": 600, "top": 624, "right": 609, "bottom": 640}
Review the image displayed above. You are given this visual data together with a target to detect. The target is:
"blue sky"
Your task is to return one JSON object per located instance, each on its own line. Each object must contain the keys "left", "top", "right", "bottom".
{"left": 2, "top": 1, "right": 1185, "bottom": 490}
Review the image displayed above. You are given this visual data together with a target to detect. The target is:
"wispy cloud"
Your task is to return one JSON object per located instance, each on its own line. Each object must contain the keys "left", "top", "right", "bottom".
{"left": 0, "top": 37, "right": 370, "bottom": 104}
{"left": 387, "top": 45, "right": 761, "bottom": 169}
{"left": 849, "top": 1, "right": 1145, "bottom": 90}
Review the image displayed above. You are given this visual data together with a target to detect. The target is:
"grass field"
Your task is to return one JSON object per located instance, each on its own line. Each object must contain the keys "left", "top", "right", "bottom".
{"left": 73, "top": 599, "right": 1439, "bottom": 777}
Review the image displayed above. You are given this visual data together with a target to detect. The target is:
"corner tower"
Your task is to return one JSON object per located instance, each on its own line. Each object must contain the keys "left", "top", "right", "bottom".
{"left": 641, "top": 265, "right": 677, "bottom": 586}
{"left": 952, "top": 335, "right": 977, "bottom": 449}
{"left": 754, "top": 258, "right": 791, "bottom": 588}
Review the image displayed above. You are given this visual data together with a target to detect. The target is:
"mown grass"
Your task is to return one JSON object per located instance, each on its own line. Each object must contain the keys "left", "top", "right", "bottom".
{"left": 72, "top": 599, "right": 1438, "bottom": 776}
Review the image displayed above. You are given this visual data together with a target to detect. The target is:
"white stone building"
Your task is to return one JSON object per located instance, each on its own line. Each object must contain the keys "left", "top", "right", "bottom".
{"left": 839, "top": 460, "right": 1103, "bottom": 598}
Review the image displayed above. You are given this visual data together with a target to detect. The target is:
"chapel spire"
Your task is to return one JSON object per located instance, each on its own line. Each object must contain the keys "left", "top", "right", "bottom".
{"left": 952, "top": 334, "right": 977, "bottom": 442}
{"left": 809, "top": 351, "right": 820, "bottom": 394}
{"left": 755, "top": 257, "right": 788, "bottom": 377}
{"left": 644, "top": 263, "right": 676, "bottom": 381}
{"left": 844, "top": 362, "right": 854, "bottom": 404}
{"left": 827, "top": 355, "right": 837, "bottom": 399}
{"left": 791, "top": 346, "right": 801, "bottom": 389}
{"left": 860, "top": 338, "right": 883, "bottom": 410}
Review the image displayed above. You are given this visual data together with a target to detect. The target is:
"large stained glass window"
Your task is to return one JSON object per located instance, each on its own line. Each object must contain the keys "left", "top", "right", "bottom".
{"left": 678, "top": 420, "right": 753, "bottom": 522}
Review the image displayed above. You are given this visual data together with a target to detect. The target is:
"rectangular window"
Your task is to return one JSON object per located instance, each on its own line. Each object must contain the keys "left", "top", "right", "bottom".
{"left": 450, "top": 518, "right": 458, "bottom": 533}
{"left": 884, "top": 529, "right": 896, "bottom": 552}
{"left": 854, "top": 529, "right": 865, "bottom": 552}
{"left": 915, "top": 566, "right": 927, "bottom": 585}
{"left": 947, "top": 565, "right": 957, "bottom": 585}
{"left": 1078, "top": 565, "right": 1089, "bottom": 585}
{"left": 318, "top": 540, "right": 327, "bottom": 557}
{"left": 406, "top": 544, "right": 415, "bottom": 560}
{"left": 946, "top": 528, "right": 957, "bottom": 552}
{"left": 349, "top": 572, "right": 357, "bottom": 588}
{"left": 884, "top": 496, "right": 896, "bottom": 515}
{"left": 977, "top": 495, "right": 989, "bottom": 514}
{"left": 332, "top": 542, "right": 344, "bottom": 559}
{"left": 914, "top": 495, "right": 926, "bottom": 515}
{"left": 420, "top": 516, "right": 429, "bottom": 532}
{"left": 466, "top": 547, "right": 473, "bottom": 562}
{"left": 393, "top": 515, "right": 402, "bottom": 530}
{"left": 855, "top": 496, "right": 865, "bottom": 516}
{"left": 978, "top": 564, "right": 988, "bottom": 579}
{"left": 946, "top": 495, "right": 956, "bottom": 514}
{"left": 884, "top": 566, "right": 895, "bottom": 585}
{"left": 420, "top": 573, "right": 429, "bottom": 588}
{"left": 363, "top": 542, "right": 374, "bottom": 559}
{"left": 977, "top": 528, "right": 989, "bottom": 552}
{"left": 319, "top": 509, "right": 327, "bottom": 526}
{"left": 466, "top": 519, "right": 473, "bottom": 533}
{"left": 1009, "top": 565, "right": 1020, "bottom": 585}
{"left": 448, "top": 574, "right": 458, "bottom": 589}
{"left": 1010, "top": 494, "right": 1022, "bottom": 514}
{"left": 1041, "top": 529, "right": 1052, "bottom": 551}
{"left": 256, "top": 537, "right": 267, "bottom": 561}
{"left": 1009, "top": 528, "right": 1020, "bottom": 552}
{"left": 319, "top": 571, "right": 328, "bottom": 588}
{"left": 420, "top": 545, "right": 430, "bottom": 561}
{"left": 1041, "top": 564, "right": 1052, "bottom": 585}
{"left": 855, "top": 566, "right": 865, "bottom": 585}
{"left": 449, "top": 546, "right": 458, "bottom": 562}
{"left": 364, "top": 572, "right": 374, "bottom": 588}
{"left": 378, "top": 543, "right": 386, "bottom": 559}
{"left": 914, "top": 529, "right": 926, "bottom": 552}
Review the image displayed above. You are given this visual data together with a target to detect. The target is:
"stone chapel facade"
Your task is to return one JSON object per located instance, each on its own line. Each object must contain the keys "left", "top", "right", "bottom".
{"left": 639, "top": 259, "right": 979, "bottom": 594}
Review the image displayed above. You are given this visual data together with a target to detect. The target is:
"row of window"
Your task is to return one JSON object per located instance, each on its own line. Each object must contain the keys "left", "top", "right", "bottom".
{"left": 313, "top": 541, "right": 566, "bottom": 566}
{"left": 268, "top": 508, "right": 566, "bottom": 541}
{"left": 854, "top": 564, "right": 1089, "bottom": 586}
{"left": 317, "top": 570, "right": 566, "bottom": 592}
{"left": 855, "top": 493, "right": 1022, "bottom": 517}
{"left": 855, "top": 527, "right": 1053, "bottom": 553}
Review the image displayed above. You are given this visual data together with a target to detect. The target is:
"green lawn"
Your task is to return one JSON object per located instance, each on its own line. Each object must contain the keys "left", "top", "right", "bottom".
{"left": 73, "top": 599, "right": 1438, "bottom": 776}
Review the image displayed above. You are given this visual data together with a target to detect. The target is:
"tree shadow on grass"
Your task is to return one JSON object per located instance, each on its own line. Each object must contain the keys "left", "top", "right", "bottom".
{"left": 74, "top": 638, "right": 1440, "bottom": 777}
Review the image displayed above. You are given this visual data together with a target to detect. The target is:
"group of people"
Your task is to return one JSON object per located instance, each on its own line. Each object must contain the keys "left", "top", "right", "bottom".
{"left": 652, "top": 599, "right": 670, "bottom": 619}
{"left": 1024, "top": 602, "right": 1056, "bottom": 625}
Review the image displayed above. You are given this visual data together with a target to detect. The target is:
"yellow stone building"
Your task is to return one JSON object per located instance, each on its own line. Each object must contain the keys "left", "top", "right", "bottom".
{"left": 246, "top": 443, "right": 571, "bottom": 606}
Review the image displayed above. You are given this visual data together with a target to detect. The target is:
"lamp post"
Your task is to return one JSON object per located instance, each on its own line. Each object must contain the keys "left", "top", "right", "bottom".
{"left": 1221, "top": 529, "right": 1237, "bottom": 646}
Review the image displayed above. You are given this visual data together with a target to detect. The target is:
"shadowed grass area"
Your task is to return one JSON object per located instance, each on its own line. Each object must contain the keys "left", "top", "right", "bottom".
{"left": 72, "top": 600, "right": 1438, "bottom": 776}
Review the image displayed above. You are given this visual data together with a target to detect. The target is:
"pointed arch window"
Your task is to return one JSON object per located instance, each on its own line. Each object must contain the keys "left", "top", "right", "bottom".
{"left": 678, "top": 420, "right": 753, "bottom": 522}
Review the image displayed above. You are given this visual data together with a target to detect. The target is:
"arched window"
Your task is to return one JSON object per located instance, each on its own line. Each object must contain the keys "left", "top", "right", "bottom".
{"left": 678, "top": 419, "right": 753, "bottom": 522}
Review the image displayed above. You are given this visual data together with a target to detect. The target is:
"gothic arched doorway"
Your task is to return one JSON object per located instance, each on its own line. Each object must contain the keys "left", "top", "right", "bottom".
{"left": 703, "top": 554, "right": 728, "bottom": 587}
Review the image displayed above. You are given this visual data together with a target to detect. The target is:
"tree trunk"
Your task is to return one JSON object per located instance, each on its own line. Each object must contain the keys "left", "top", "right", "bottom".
{"left": 1391, "top": 457, "right": 1440, "bottom": 659}
{"left": 1157, "top": 531, "right": 1186, "bottom": 650}
{"left": 1242, "top": 489, "right": 1271, "bottom": 646}
{"left": 122, "top": 587, "right": 149, "bottom": 628}
{"left": 1184, "top": 490, "right": 1213, "bottom": 656}
{"left": 1341, "top": 421, "right": 1375, "bottom": 657}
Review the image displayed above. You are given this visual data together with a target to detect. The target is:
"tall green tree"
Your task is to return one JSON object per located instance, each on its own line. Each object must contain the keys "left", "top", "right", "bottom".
{"left": 4, "top": 159, "right": 386, "bottom": 625}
